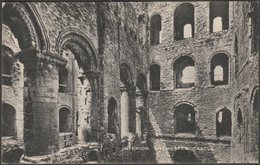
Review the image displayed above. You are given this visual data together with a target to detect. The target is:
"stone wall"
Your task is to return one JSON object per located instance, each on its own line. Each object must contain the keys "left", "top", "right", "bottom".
{"left": 145, "top": 1, "right": 236, "bottom": 163}
{"left": 230, "top": 1, "right": 259, "bottom": 163}
{"left": 1, "top": 1, "right": 258, "bottom": 163}
{"left": 2, "top": 24, "right": 24, "bottom": 141}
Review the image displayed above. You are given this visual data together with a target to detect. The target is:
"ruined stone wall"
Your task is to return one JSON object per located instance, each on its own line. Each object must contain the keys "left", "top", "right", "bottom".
{"left": 231, "top": 1, "right": 259, "bottom": 163}
{"left": 99, "top": 2, "right": 148, "bottom": 133}
{"left": 1, "top": 1, "right": 258, "bottom": 163}
{"left": 2, "top": 2, "right": 100, "bottom": 158}
{"left": 32, "top": 2, "right": 98, "bottom": 53}
{"left": 2, "top": 24, "right": 24, "bottom": 141}
{"left": 146, "top": 2, "right": 236, "bottom": 163}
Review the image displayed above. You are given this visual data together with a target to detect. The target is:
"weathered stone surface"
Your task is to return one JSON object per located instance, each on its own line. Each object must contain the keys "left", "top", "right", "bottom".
{"left": 1, "top": 1, "right": 258, "bottom": 163}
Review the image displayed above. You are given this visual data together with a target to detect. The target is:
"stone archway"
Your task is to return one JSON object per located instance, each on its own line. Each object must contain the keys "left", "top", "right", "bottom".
{"left": 58, "top": 31, "right": 100, "bottom": 142}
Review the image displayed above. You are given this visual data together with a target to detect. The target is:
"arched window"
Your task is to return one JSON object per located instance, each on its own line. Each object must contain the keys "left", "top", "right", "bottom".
{"left": 174, "top": 3, "right": 194, "bottom": 41}
{"left": 59, "top": 67, "right": 68, "bottom": 93}
{"left": 2, "top": 47, "right": 14, "bottom": 86}
{"left": 1, "top": 103, "right": 16, "bottom": 137}
{"left": 175, "top": 104, "right": 195, "bottom": 134}
{"left": 211, "top": 53, "right": 229, "bottom": 86}
{"left": 237, "top": 108, "right": 243, "bottom": 128}
{"left": 59, "top": 107, "right": 71, "bottom": 132}
{"left": 210, "top": 2, "right": 229, "bottom": 33}
{"left": 174, "top": 149, "right": 197, "bottom": 163}
{"left": 150, "top": 14, "right": 161, "bottom": 45}
{"left": 108, "top": 98, "right": 119, "bottom": 134}
{"left": 150, "top": 64, "right": 160, "bottom": 90}
{"left": 173, "top": 56, "right": 195, "bottom": 88}
{"left": 216, "top": 108, "right": 231, "bottom": 137}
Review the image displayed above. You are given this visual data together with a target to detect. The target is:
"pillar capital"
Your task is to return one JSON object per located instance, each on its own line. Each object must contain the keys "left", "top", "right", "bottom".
{"left": 85, "top": 70, "right": 101, "bottom": 79}
{"left": 120, "top": 86, "right": 127, "bottom": 92}
{"left": 136, "top": 89, "right": 148, "bottom": 96}
{"left": 15, "top": 46, "right": 67, "bottom": 67}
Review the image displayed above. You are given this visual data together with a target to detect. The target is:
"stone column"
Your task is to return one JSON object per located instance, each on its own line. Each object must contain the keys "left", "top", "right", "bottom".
{"left": 78, "top": 86, "right": 92, "bottom": 143}
{"left": 85, "top": 71, "right": 100, "bottom": 141}
{"left": 136, "top": 90, "right": 144, "bottom": 136}
{"left": 17, "top": 47, "right": 66, "bottom": 156}
{"left": 120, "top": 87, "right": 129, "bottom": 138}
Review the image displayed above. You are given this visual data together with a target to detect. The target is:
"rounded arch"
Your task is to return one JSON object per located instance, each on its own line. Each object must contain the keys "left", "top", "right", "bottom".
{"left": 172, "top": 54, "right": 197, "bottom": 68}
{"left": 149, "top": 61, "right": 162, "bottom": 70}
{"left": 216, "top": 107, "right": 232, "bottom": 137}
{"left": 173, "top": 56, "right": 196, "bottom": 88}
{"left": 174, "top": 101, "right": 196, "bottom": 110}
{"left": 215, "top": 105, "right": 233, "bottom": 113}
{"left": 107, "top": 97, "right": 119, "bottom": 134}
{"left": 58, "top": 105, "right": 72, "bottom": 112}
{"left": 208, "top": 50, "right": 231, "bottom": 63}
{"left": 173, "top": 55, "right": 195, "bottom": 67}
{"left": 210, "top": 52, "right": 229, "bottom": 86}
{"left": 56, "top": 29, "right": 98, "bottom": 71}
{"left": 174, "top": 103, "right": 196, "bottom": 134}
{"left": 120, "top": 63, "right": 133, "bottom": 88}
{"left": 150, "top": 12, "right": 162, "bottom": 19}
{"left": 173, "top": 3, "right": 195, "bottom": 41}
{"left": 59, "top": 106, "right": 71, "bottom": 133}
{"left": 3, "top": 2, "right": 48, "bottom": 51}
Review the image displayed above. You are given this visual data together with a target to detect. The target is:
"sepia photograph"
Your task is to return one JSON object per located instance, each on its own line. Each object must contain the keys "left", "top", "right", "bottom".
{"left": 1, "top": 1, "right": 259, "bottom": 164}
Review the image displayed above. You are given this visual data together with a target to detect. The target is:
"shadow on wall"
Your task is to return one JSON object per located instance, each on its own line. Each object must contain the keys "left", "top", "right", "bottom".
{"left": 2, "top": 147, "right": 23, "bottom": 163}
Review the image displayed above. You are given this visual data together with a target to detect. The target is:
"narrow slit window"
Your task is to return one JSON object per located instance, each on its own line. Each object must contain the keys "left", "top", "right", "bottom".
{"left": 150, "top": 64, "right": 160, "bottom": 90}
{"left": 150, "top": 14, "right": 162, "bottom": 45}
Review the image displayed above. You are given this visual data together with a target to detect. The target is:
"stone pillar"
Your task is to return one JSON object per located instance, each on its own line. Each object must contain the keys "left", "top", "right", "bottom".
{"left": 136, "top": 90, "right": 144, "bottom": 136}
{"left": 120, "top": 87, "right": 129, "bottom": 138}
{"left": 17, "top": 47, "right": 66, "bottom": 156}
{"left": 78, "top": 86, "right": 92, "bottom": 143}
{"left": 84, "top": 71, "right": 100, "bottom": 141}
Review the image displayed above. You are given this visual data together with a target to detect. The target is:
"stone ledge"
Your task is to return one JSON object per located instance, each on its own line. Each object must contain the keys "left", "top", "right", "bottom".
{"left": 155, "top": 134, "right": 231, "bottom": 144}
{"left": 20, "top": 144, "right": 99, "bottom": 164}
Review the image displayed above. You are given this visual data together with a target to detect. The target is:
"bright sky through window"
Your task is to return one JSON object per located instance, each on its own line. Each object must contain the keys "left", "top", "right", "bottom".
{"left": 213, "top": 17, "right": 222, "bottom": 32}
{"left": 184, "top": 24, "right": 192, "bottom": 38}
{"left": 182, "top": 66, "right": 195, "bottom": 83}
{"left": 214, "top": 65, "right": 224, "bottom": 81}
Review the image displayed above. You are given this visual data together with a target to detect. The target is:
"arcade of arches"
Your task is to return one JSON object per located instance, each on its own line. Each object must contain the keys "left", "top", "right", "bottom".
{"left": 1, "top": 1, "right": 259, "bottom": 164}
